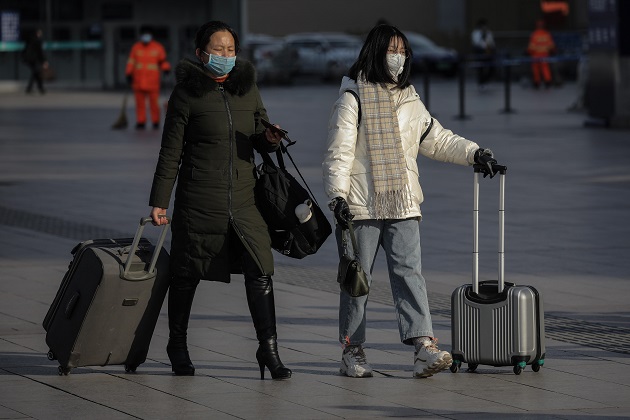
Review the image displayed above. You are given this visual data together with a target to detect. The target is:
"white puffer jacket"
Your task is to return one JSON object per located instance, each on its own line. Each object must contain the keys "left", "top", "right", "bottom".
{"left": 323, "top": 76, "right": 480, "bottom": 220}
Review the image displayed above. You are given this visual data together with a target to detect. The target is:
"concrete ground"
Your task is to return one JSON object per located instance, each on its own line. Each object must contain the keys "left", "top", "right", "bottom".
{"left": 1, "top": 76, "right": 629, "bottom": 419}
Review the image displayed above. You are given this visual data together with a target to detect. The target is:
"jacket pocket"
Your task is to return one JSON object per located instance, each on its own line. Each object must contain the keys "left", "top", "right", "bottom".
{"left": 348, "top": 162, "right": 370, "bottom": 209}
{"left": 190, "top": 168, "right": 225, "bottom": 181}
{"left": 405, "top": 159, "right": 423, "bottom": 205}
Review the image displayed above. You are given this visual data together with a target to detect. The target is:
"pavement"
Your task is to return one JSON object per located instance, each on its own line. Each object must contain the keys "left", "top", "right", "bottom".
{"left": 1, "top": 76, "right": 629, "bottom": 419}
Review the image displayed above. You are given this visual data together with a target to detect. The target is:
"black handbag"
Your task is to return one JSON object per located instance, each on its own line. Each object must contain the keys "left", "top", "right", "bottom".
{"left": 255, "top": 142, "right": 332, "bottom": 259}
{"left": 337, "top": 221, "right": 369, "bottom": 297}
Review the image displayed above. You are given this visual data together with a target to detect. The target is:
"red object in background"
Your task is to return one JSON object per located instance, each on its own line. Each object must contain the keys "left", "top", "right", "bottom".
{"left": 541, "top": 0, "right": 570, "bottom": 28}
{"left": 541, "top": 0, "right": 569, "bottom": 16}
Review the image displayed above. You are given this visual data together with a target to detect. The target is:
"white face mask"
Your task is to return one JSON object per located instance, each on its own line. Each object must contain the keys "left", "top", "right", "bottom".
{"left": 386, "top": 53, "right": 405, "bottom": 79}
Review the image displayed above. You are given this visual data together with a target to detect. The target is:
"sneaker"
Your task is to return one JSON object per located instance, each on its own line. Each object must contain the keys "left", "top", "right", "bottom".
{"left": 413, "top": 339, "right": 452, "bottom": 378}
{"left": 340, "top": 345, "right": 373, "bottom": 378}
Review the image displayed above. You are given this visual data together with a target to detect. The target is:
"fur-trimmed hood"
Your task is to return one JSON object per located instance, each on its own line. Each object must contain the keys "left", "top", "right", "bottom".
{"left": 175, "top": 57, "right": 256, "bottom": 97}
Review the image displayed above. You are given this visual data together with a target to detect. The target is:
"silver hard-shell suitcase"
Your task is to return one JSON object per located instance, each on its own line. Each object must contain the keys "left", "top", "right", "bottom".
{"left": 450, "top": 165, "right": 545, "bottom": 375}
{"left": 43, "top": 217, "right": 170, "bottom": 375}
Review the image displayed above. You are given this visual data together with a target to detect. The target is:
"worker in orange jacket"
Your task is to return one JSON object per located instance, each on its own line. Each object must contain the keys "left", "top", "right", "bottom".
{"left": 527, "top": 19, "right": 556, "bottom": 89}
{"left": 126, "top": 26, "right": 171, "bottom": 129}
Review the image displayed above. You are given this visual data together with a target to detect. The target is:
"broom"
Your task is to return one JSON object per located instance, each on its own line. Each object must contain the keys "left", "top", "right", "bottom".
{"left": 111, "top": 92, "right": 129, "bottom": 129}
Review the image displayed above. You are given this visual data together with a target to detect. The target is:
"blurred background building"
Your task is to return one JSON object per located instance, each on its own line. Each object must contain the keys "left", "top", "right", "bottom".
{"left": 3, "top": 0, "right": 628, "bottom": 126}
{"left": 0, "top": 0, "right": 243, "bottom": 88}
{"left": 1, "top": 0, "right": 589, "bottom": 89}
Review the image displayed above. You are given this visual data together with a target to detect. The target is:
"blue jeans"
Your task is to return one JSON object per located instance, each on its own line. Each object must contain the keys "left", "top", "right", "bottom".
{"left": 337, "top": 218, "right": 434, "bottom": 346}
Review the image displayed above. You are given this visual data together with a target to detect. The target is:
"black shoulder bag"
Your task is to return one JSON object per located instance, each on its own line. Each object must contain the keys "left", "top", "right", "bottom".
{"left": 255, "top": 142, "right": 332, "bottom": 259}
{"left": 337, "top": 220, "right": 369, "bottom": 297}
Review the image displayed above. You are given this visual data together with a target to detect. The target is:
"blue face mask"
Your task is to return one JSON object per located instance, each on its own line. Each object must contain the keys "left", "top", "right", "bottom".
{"left": 140, "top": 33, "right": 152, "bottom": 44}
{"left": 201, "top": 51, "right": 236, "bottom": 76}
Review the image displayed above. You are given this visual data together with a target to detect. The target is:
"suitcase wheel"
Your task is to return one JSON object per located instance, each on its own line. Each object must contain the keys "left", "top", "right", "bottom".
{"left": 58, "top": 366, "right": 71, "bottom": 376}
{"left": 47, "top": 350, "right": 56, "bottom": 361}
{"left": 124, "top": 364, "right": 137, "bottom": 373}
{"left": 467, "top": 363, "right": 478, "bottom": 373}
{"left": 513, "top": 361, "right": 526, "bottom": 375}
{"left": 450, "top": 356, "right": 462, "bottom": 373}
{"left": 531, "top": 359, "right": 543, "bottom": 372}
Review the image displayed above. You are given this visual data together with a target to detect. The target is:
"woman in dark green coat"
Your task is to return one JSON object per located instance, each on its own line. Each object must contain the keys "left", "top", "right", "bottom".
{"left": 149, "top": 21, "right": 291, "bottom": 380}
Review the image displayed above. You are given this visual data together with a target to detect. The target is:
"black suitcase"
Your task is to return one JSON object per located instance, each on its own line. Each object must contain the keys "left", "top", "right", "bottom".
{"left": 450, "top": 165, "right": 546, "bottom": 375}
{"left": 43, "top": 217, "right": 170, "bottom": 375}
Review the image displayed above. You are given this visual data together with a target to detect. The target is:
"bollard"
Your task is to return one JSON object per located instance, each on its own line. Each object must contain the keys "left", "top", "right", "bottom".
{"left": 455, "top": 54, "right": 471, "bottom": 120}
{"left": 500, "top": 60, "right": 516, "bottom": 114}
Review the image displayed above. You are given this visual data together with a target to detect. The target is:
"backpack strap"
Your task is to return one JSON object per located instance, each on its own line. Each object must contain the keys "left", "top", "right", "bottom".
{"left": 420, "top": 118, "right": 434, "bottom": 144}
{"left": 344, "top": 89, "right": 361, "bottom": 127}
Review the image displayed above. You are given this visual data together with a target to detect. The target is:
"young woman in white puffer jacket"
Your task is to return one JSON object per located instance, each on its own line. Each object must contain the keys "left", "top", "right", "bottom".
{"left": 322, "top": 23, "right": 500, "bottom": 379}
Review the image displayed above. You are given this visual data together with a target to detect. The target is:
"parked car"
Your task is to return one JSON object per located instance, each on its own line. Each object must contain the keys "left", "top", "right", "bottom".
{"left": 283, "top": 32, "right": 362, "bottom": 81}
{"left": 403, "top": 31, "right": 459, "bottom": 77}
{"left": 241, "top": 34, "right": 298, "bottom": 84}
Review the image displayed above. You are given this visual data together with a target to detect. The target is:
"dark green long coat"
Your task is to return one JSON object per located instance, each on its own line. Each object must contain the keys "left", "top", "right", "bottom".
{"left": 149, "top": 58, "right": 276, "bottom": 282}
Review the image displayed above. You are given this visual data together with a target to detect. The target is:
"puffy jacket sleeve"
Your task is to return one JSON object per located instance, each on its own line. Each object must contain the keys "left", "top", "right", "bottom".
{"left": 149, "top": 85, "right": 189, "bottom": 208}
{"left": 323, "top": 91, "right": 359, "bottom": 200}
{"left": 417, "top": 105, "right": 479, "bottom": 166}
{"left": 250, "top": 86, "right": 279, "bottom": 154}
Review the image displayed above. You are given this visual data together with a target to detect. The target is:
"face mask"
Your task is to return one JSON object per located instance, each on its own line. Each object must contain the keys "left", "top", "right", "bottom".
{"left": 140, "top": 34, "right": 152, "bottom": 44}
{"left": 387, "top": 53, "right": 405, "bottom": 79}
{"left": 201, "top": 51, "right": 236, "bottom": 76}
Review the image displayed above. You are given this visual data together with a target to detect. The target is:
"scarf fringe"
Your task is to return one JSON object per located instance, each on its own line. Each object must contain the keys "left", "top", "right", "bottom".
{"left": 372, "top": 187, "right": 412, "bottom": 219}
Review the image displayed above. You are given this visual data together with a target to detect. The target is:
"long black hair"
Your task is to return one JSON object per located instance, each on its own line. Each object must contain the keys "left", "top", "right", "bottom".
{"left": 194, "top": 21, "right": 240, "bottom": 53}
{"left": 348, "top": 24, "right": 412, "bottom": 88}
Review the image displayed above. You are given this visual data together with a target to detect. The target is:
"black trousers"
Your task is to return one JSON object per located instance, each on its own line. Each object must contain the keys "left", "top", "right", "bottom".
{"left": 26, "top": 64, "right": 45, "bottom": 93}
{"left": 473, "top": 49, "right": 494, "bottom": 86}
{"left": 170, "top": 242, "right": 276, "bottom": 343}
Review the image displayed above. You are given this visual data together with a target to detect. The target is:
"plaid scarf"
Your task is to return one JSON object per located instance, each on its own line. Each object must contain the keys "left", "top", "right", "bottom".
{"left": 357, "top": 77, "right": 411, "bottom": 219}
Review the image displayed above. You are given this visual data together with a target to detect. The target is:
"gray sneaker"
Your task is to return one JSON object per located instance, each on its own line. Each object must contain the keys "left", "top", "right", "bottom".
{"left": 413, "top": 339, "right": 452, "bottom": 378}
{"left": 340, "top": 345, "right": 373, "bottom": 378}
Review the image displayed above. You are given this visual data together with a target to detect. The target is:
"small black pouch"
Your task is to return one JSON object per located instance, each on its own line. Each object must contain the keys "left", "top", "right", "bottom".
{"left": 337, "top": 221, "right": 369, "bottom": 297}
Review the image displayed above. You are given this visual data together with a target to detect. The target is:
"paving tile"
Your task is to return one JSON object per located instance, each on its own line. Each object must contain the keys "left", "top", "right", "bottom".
{"left": 1, "top": 81, "right": 630, "bottom": 418}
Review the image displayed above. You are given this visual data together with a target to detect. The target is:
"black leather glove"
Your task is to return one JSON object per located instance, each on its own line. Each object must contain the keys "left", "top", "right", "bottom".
{"left": 126, "top": 75, "right": 133, "bottom": 86}
{"left": 329, "top": 197, "right": 354, "bottom": 229}
{"left": 474, "top": 148, "right": 498, "bottom": 178}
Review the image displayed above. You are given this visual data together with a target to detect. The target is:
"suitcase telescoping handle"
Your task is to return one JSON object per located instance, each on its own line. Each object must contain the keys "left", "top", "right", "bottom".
{"left": 122, "top": 217, "right": 170, "bottom": 280}
{"left": 473, "top": 163, "right": 508, "bottom": 294}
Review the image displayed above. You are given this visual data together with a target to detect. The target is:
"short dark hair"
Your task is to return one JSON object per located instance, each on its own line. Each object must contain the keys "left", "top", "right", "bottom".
{"left": 139, "top": 25, "right": 153, "bottom": 35}
{"left": 476, "top": 18, "right": 488, "bottom": 28}
{"left": 348, "top": 24, "right": 411, "bottom": 88}
{"left": 195, "top": 21, "right": 240, "bottom": 53}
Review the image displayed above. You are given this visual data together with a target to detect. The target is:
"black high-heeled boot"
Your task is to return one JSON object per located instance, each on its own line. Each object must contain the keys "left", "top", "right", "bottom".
{"left": 245, "top": 275, "right": 292, "bottom": 380}
{"left": 166, "top": 276, "right": 199, "bottom": 376}
{"left": 256, "top": 335, "right": 292, "bottom": 380}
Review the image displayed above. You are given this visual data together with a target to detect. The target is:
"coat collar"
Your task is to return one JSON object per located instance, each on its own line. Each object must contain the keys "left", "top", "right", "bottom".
{"left": 175, "top": 57, "right": 256, "bottom": 97}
